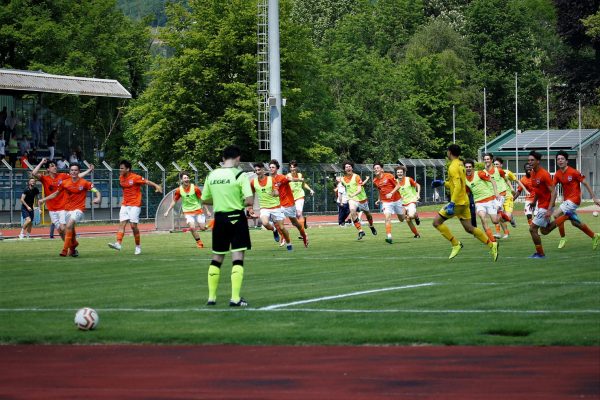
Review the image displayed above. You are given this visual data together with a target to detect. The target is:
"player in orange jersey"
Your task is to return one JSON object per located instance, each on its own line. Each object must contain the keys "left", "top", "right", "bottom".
{"left": 38, "top": 163, "right": 101, "bottom": 257}
{"left": 372, "top": 162, "right": 403, "bottom": 244}
{"left": 32, "top": 157, "right": 93, "bottom": 241}
{"left": 108, "top": 160, "right": 162, "bottom": 255}
{"left": 539, "top": 150, "right": 600, "bottom": 250}
{"left": 269, "top": 159, "right": 308, "bottom": 248}
{"left": 526, "top": 151, "right": 556, "bottom": 258}
{"left": 514, "top": 163, "right": 535, "bottom": 225}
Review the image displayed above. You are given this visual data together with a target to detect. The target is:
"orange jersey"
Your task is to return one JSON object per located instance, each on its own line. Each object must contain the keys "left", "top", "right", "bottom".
{"left": 120, "top": 173, "right": 147, "bottom": 207}
{"left": 59, "top": 178, "right": 94, "bottom": 211}
{"left": 530, "top": 167, "right": 553, "bottom": 209}
{"left": 39, "top": 173, "right": 70, "bottom": 211}
{"left": 373, "top": 173, "right": 400, "bottom": 202}
{"left": 272, "top": 174, "right": 295, "bottom": 207}
{"left": 519, "top": 176, "right": 535, "bottom": 202}
{"left": 553, "top": 167, "right": 584, "bottom": 205}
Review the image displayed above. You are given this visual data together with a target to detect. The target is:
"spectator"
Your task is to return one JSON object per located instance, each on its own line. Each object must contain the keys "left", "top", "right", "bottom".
{"left": 68, "top": 150, "right": 79, "bottom": 164}
{"left": 0, "top": 106, "right": 7, "bottom": 136}
{"left": 8, "top": 132, "right": 18, "bottom": 167}
{"left": 47, "top": 128, "right": 57, "bottom": 160}
{"left": 5, "top": 111, "right": 18, "bottom": 136}
{"left": 28, "top": 112, "right": 42, "bottom": 149}
{"left": 0, "top": 132, "right": 5, "bottom": 161}
{"left": 19, "top": 152, "right": 29, "bottom": 169}
{"left": 19, "top": 135, "right": 30, "bottom": 155}
{"left": 57, "top": 157, "right": 68, "bottom": 170}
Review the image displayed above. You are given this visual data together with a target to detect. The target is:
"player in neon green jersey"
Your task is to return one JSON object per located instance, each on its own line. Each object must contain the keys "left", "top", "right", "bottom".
{"left": 201, "top": 145, "right": 254, "bottom": 307}
{"left": 340, "top": 161, "right": 377, "bottom": 240}
{"left": 287, "top": 160, "right": 314, "bottom": 230}
{"left": 432, "top": 144, "right": 498, "bottom": 261}
{"left": 395, "top": 165, "right": 422, "bottom": 238}
{"left": 164, "top": 171, "right": 211, "bottom": 249}
{"left": 464, "top": 160, "right": 500, "bottom": 243}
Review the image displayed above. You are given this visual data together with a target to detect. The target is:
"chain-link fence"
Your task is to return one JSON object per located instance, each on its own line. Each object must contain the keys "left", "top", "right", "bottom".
{"left": 1, "top": 160, "right": 450, "bottom": 225}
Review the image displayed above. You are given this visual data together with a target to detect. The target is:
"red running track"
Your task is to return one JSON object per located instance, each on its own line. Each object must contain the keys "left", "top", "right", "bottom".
{"left": 0, "top": 345, "right": 598, "bottom": 399}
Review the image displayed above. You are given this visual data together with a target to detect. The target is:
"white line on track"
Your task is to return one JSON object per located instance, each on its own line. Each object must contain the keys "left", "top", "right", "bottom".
{"left": 259, "top": 283, "right": 437, "bottom": 310}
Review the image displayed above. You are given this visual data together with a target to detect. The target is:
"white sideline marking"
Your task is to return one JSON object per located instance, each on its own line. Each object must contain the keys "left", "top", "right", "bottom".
{"left": 0, "top": 307, "right": 599, "bottom": 314}
{"left": 259, "top": 283, "right": 436, "bottom": 310}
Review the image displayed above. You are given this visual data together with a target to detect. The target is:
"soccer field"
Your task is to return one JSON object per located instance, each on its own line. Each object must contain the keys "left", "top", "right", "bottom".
{"left": 1, "top": 215, "right": 599, "bottom": 346}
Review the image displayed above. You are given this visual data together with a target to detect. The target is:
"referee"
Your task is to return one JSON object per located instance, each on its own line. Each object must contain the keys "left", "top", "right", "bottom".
{"left": 201, "top": 145, "right": 254, "bottom": 307}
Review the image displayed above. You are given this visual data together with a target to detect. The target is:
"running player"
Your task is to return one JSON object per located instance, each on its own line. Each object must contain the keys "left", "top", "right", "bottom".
{"left": 201, "top": 145, "right": 254, "bottom": 307}
{"left": 269, "top": 159, "right": 308, "bottom": 247}
{"left": 464, "top": 160, "right": 500, "bottom": 242}
{"left": 395, "top": 165, "right": 422, "bottom": 237}
{"left": 541, "top": 150, "right": 600, "bottom": 250}
{"left": 31, "top": 158, "right": 93, "bottom": 241}
{"left": 108, "top": 160, "right": 162, "bottom": 255}
{"left": 483, "top": 153, "right": 514, "bottom": 238}
{"left": 18, "top": 177, "right": 39, "bottom": 239}
{"left": 251, "top": 163, "right": 292, "bottom": 250}
{"left": 372, "top": 162, "right": 402, "bottom": 244}
{"left": 340, "top": 161, "right": 377, "bottom": 240}
{"left": 493, "top": 157, "right": 529, "bottom": 235}
{"left": 514, "top": 163, "right": 535, "bottom": 225}
{"left": 163, "top": 170, "right": 210, "bottom": 248}
{"left": 526, "top": 151, "right": 555, "bottom": 258}
{"left": 432, "top": 144, "right": 498, "bottom": 261}
{"left": 287, "top": 160, "right": 314, "bottom": 230}
{"left": 38, "top": 163, "right": 101, "bottom": 257}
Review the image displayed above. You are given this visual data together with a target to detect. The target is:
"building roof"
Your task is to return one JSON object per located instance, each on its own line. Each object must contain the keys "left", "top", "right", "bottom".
{"left": 481, "top": 128, "right": 600, "bottom": 156}
{"left": 0, "top": 69, "right": 131, "bottom": 98}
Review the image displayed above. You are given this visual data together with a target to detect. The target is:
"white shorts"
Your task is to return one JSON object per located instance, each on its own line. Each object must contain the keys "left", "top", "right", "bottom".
{"left": 381, "top": 200, "right": 404, "bottom": 215}
{"left": 532, "top": 208, "right": 550, "bottom": 228}
{"left": 494, "top": 196, "right": 505, "bottom": 210}
{"left": 475, "top": 200, "right": 498, "bottom": 216}
{"left": 403, "top": 202, "right": 417, "bottom": 217}
{"left": 119, "top": 206, "right": 141, "bottom": 223}
{"left": 524, "top": 201, "right": 536, "bottom": 216}
{"left": 281, "top": 205, "right": 297, "bottom": 218}
{"left": 559, "top": 200, "right": 578, "bottom": 215}
{"left": 185, "top": 213, "right": 206, "bottom": 226}
{"left": 294, "top": 198, "right": 305, "bottom": 213}
{"left": 349, "top": 200, "right": 370, "bottom": 212}
{"left": 66, "top": 209, "right": 84, "bottom": 224}
{"left": 261, "top": 208, "right": 284, "bottom": 222}
{"left": 49, "top": 210, "right": 67, "bottom": 228}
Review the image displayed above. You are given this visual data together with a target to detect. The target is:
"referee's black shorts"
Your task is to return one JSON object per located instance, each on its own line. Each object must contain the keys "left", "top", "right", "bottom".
{"left": 212, "top": 210, "right": 251, "bottom": 254}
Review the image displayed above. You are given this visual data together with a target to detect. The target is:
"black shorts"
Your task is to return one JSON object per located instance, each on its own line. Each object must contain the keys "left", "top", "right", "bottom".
{"left": 21, "top": 208, "right": 34, "bottom": 221}
{"left": 212, "top": 210, "right": 251, "bottom": 254}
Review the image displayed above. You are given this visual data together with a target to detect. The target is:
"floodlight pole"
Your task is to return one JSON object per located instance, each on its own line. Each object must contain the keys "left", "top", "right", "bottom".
{"left": 138, "top": 161, "right": 149, "bottom": 219}
{"left": 515, "top": 73, "right": 519, "bottom": 172}
{"left": 268, "top": 0, "right": 282, "bottom": 164}
{"left": 203, "top": 162, "right": 213, "bottom": 172}
{"left": 483, "top": 88, "right": 487, "bottom": 155}
{"left": 102, "top": 161, "right": 114, "bottom": 220}
{"left": 546, "top": 84, "right": 550, "bottom": 170}
{"left": 578, "top": 99, "right": 582, "bottom": 170}
{"left": 452, "top": 105, "right": 456, "bottom": 143}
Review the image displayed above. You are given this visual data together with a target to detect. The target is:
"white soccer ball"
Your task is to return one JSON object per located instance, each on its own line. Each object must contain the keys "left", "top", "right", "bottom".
{"left": 74, "top": 307, "right": 99, "bottom": 331}
{"left": 593, "top": 211, "right": 599, "bottom": 217}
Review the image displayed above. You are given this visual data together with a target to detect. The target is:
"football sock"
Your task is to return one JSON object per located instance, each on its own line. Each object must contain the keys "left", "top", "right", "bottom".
{"left": 408, "top": 222, "right": 419, "bottom": 236}
{"left": 485, "top": 228, "right": 495, "bottom": 242}
{"left": 535, "top": 245, "right": 545, "bottom": 256}
{"left": 385, "top": 221, "right": 392, "bottom": 236}
{"left": 495, "top": 224, "right": 501, "bottom": 233}
{"left": 436, "top": 224, "right": 458, "bottom": 246}
{"left": 580, "top": 224, "right": 595, "bottom": 238}
{"left": 116, "top": 231, "right": 124, "bottom": 244}
{"left": 366, "top": 214, "right": 373, "bottom": 226}
{"left": 353, "top": 218, "right": 361, "bottom": 231}
{"left": 472, "top": 228, "right": 490, "bottom": 246}
{"left": 134, "top": 232, "right": 141, "bottom": 246}
{"left": 231, "top": 263, "right": 244, "bottom": 303}
{"left": 558, "top": 222, "right": 566, "bottom": 237}
{"left": 207, "top": 264, "right": 221, "bottom": 301}
{"left": 63, "top": 231, "right": 73, "bottom": 252}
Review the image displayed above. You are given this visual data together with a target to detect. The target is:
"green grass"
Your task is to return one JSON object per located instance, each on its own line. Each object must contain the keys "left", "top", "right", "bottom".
{"left": 1, "top": 214, "right": 599, "bottom": 345}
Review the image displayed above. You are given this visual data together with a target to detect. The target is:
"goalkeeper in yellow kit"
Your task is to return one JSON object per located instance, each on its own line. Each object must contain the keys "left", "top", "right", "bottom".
{"left": 432, "top": 144, "right": 499, "bottom": 261}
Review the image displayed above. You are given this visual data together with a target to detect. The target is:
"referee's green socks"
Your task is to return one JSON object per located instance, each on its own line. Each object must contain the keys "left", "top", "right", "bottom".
{"left": 231, "top": 262, "right": 244, "bottom": 303}
{"left": 207, "top": 263, "right": 221, "bottom": 302}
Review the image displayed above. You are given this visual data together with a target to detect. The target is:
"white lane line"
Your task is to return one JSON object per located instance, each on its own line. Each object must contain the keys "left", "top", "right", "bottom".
{"left": 259, "top": 283, "right": 436, "bottom": 310}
